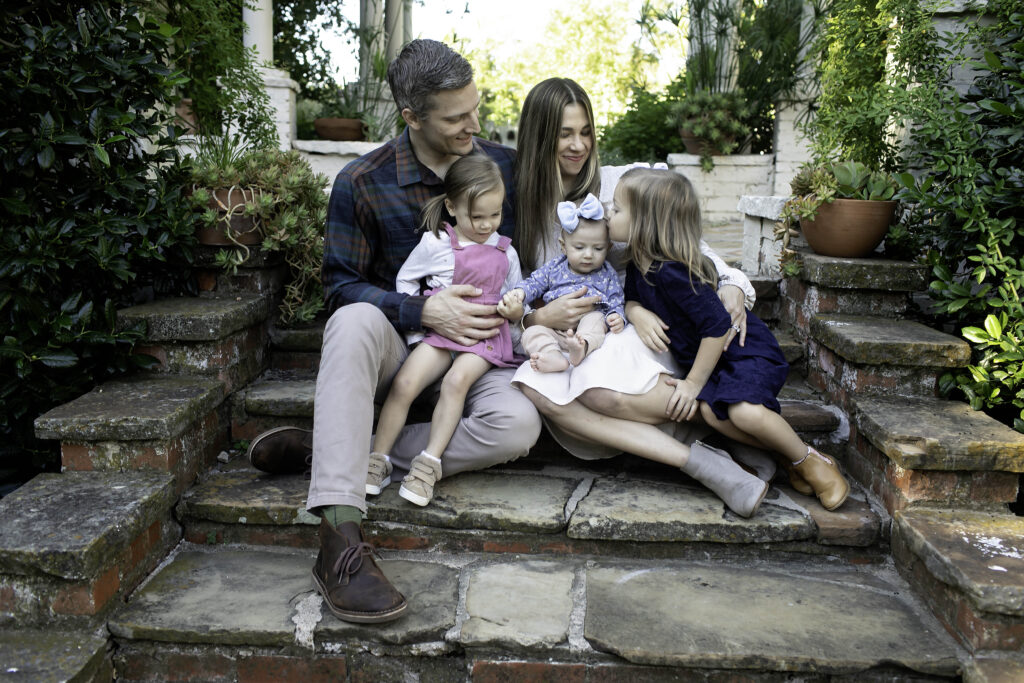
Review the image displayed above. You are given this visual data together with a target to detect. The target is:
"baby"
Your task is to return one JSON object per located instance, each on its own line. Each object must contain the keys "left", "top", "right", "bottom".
{"left": 499, "top": 194, "right": 625, "bottom": 372}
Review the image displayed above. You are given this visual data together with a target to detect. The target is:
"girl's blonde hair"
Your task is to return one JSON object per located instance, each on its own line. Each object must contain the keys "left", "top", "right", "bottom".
{"left": 514, "top": 78, "right": 600, "bottom": 271}
{"left": 617, "top": 168, "right": 717, "bottom": 289}
{"left": 420, "top": 154, "right": 505, "bottom": 237}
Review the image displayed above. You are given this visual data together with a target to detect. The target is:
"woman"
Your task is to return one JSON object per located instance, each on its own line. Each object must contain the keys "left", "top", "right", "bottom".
{"left": 511, "top": 78, "right": 775, "bottom": 517}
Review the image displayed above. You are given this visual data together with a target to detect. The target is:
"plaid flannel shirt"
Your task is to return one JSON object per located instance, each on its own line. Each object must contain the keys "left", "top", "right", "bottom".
{"left": 322, "top": 128, "right": 517, "bottom": 331}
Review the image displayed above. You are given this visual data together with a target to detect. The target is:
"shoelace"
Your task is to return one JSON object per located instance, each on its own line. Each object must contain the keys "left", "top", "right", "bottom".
{"left": 332, "top": 540, "right": 375, "bottom": 579}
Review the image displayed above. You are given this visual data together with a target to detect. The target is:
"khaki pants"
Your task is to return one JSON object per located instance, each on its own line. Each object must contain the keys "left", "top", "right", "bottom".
{"left": 521, "top": 310, "right": 607, "bottom": 362}
{"left": 306, "top": 303, "right": 542, "bottom": 513}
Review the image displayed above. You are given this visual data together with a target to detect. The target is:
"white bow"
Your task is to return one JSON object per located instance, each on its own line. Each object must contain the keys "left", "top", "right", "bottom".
{"left": 556, "top": 193, "right": 604, "bottom": 233}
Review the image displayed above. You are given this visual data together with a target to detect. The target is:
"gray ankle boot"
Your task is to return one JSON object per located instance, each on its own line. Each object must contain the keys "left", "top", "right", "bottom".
{"left": 681, "top": 440, "right": 769, "bottom": 518}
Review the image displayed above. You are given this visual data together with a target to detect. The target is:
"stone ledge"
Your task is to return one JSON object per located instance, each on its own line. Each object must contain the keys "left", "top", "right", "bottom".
{"left": 854, "top": 396, "right": 1024, "bottom": 472}
{"left": 108, "top": 548, "right": 961, "bottom": 677}
{"left": 811, "top": 314, "right": 971, "bottom": 367}
{"left": 0, "top": 627, "right": 110, "bottom": 682}
{"left": 800, "top": 253, "right": 928, "bottom": 292}
{"left": 118, "top": 293, "right": 269, "bottom": 342}
{"left": 34, "top": 375, "right": 224, "bottom": 442}
{"left": 0, "top": 471, "right": 174, "bottom": 580}
{"left": 894, "top": 508, "right": 1024, "bottom": 618}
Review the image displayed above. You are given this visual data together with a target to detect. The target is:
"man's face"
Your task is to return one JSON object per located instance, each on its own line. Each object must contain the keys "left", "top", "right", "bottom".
{"left": 405, "top": 82, "right": 481, "bottom": 157}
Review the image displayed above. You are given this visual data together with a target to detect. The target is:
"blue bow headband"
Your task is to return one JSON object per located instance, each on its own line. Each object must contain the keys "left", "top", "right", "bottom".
{"left": 556, "top": 193, "right": 604, "bottom": 233}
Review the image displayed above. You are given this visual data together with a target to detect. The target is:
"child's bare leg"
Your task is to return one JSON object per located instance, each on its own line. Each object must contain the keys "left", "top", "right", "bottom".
{"left": 720, "top": 401, "right": 849, "bottom": 510}
{"left": 568, "top": 311, "right": 606, "bottom": 366}
{"left": 523, "top": 325, "right": 569, "bottom": 373}
{"left": 374, "top": 344, "right": 453, "bottom": 456}
{"left": 424, "top": 353, "right": 494, "bottom": 458}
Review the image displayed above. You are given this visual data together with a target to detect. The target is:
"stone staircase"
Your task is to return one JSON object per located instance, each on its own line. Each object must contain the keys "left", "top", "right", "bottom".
{"left": 2, "top": 247, "right": 1023, "bottom": 682}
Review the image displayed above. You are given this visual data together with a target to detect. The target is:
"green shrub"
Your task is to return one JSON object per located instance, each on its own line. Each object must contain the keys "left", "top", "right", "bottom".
{"left": 0, "top": 4, "right": 199, "bottom": 472}
{"left": 897, "top": 1, "right": 1024, "bottom": 432}
{"left": 600, "top": 81, "right": 684, "bottom": 165}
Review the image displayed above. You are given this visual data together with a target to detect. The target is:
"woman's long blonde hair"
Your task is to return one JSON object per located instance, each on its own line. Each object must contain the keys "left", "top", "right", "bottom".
{"left": 420, "top": 154, "right": 505, "bottom": 237}
{"left": 617, "top": 168, "right": 717, "bottom": 290}
{"left": 514, "top": 78, "right": 600, "bottom": 271}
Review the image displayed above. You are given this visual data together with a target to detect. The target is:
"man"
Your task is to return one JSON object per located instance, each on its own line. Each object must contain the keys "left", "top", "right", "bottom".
{"left": 247, "top": 40, "right": 541, "bottom": 623}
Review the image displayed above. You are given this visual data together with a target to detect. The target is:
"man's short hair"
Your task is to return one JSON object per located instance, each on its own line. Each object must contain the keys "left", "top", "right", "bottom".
{"left": 386, "top": 39, "right": 474, "bottom": 120}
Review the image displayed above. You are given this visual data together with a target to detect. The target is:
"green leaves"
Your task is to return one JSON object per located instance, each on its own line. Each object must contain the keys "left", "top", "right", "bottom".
{"left": 1, "top": 3, "right": 200, "bottom": 457}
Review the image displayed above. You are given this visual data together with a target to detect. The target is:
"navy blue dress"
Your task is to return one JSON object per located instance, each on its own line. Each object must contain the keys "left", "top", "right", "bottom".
{"left": 625, "top": 261, "right": 789, "bottom": 421}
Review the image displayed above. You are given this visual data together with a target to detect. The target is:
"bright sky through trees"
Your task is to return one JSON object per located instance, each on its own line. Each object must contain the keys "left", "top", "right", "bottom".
{"left": 323, "top": 0, "right": 687, "bottom": 125}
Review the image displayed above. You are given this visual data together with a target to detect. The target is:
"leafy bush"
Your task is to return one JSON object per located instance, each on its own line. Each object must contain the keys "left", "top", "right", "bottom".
{"left": 0, "top": 4, "right": 199, "bottom": 472}
{"left": 599, "top": 83, "right": 684, "bottom": 164}
{"left": 896, "top": 1, "right": 1024, "bottom": 432}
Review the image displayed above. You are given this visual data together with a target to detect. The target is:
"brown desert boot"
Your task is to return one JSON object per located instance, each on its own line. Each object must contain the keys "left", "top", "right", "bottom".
{"left": 311, "top": 519, "right": 408, "bottom": 623}
{"left": 246, "top": 426, "right": 312, "bottom": 474}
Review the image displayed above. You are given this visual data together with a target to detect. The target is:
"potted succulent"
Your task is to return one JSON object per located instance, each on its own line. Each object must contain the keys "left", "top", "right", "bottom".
{"left": 777, "top": 160, "right": 899, "bottom": 259}
{"left": 313, "top": 81, "right": 366, "bottom": 141}
{"left": 666, "top": 90, "right": 752, "bottom": 171}
{"left": 189, "top": 143, "right": 330, "bottom": 324}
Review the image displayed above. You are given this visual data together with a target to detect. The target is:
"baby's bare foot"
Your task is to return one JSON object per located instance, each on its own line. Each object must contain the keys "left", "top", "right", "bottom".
{"left": 566, "top": 333, "right": 589, "bottom": 366}
{"left": 530, "top": 351, "right": 569, "bottom": 373}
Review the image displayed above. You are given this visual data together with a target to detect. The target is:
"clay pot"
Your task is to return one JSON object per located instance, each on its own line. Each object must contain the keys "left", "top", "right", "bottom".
{"left": 195, "top": 187, "right": 262, "bottom": 246}
{"left": 313, "top": 117, "right": 365, "bottom": 141}
{"left": 800, "top": 198, "right": 897, "bottom": 258}
{"left": 678, "top": 128, "right": 735, "bottom": 156}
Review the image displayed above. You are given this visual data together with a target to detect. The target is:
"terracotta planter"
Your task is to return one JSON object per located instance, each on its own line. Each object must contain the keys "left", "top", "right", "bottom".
{"left": 800, "top": 198, "right": 897, "bottom": 258}
{"left": 314, "top": 117, "right": 365, "bottom": 141}
{"left": 196, "top": 187, "right": 262, "bottom": 246}
{"left": 677, "top": 128, "right": 734, "bottom": 156}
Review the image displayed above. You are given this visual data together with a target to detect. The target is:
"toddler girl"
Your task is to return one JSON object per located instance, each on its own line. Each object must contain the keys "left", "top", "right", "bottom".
{"left": 606, "top": 168, "right": 849, "bottom": 511}
{"left": 370, "top": 154, "right": 524, "bottom": 507}
{"left": 499, "top": 194, "right": 625, "bottom": 372}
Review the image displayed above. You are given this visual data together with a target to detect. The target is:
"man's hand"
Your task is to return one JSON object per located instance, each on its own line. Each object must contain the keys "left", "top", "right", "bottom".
{"left": 718, "top": 284, "right": 746, "bottom": 349}
{"left": 421, "top": 284, "right": 503, "bottom": 346}
{"left": 606, "top": 312, "right": 625, "bottom": 333}
{"left": 526, "top": 287, "right": 600, "bottom": 330}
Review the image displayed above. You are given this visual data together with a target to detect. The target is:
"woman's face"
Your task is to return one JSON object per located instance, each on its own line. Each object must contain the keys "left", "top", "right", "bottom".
{"left": 556, "top": 103, "right": 593, "bottom": 185}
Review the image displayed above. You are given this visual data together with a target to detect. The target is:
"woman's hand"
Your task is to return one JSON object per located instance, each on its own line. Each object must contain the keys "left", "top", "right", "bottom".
{"left": 421, "top": 284, "right": 503, "bottom": 346}
{"left": 626, "top": 303, "right": 670, "bottom": 352}
{"left": 664, "top": 377, "right": 702, "bottom": 422}
{"left": 718, "top": 284, "right": 747, "bottom": 349}
{"left": 606, "top": 312, "right": 625, "bottom": 333}
{"left": 526, "top": 287, "right": 600, "bottom": 330}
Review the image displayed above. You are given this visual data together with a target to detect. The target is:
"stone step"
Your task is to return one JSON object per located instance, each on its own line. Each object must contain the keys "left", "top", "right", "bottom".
{"left": 0, "top": 627, "right": 112, "bottom": 682}
{"left": 231, "top": 374, "right": 838, "bottom": 445}
{"left": 0, "top": 471, "right": 179, "bottom": 627}
{"left": 117, "top": 293, "right": 271, "bottom": 395}
{"left": 847, "top": 395, "right": 1024, "bottom": 514}
{"left": 780, "top": 251, "right": 928, "bottom": 330}
{"left": 806, "top": 314, "right": 971, "bottom": 412}
{"left": 892, "top": 507, "right": 1024, "bottom": 654}
{"left": 34, "top": 375, "right": 229, "bottom": 494}
{"left": 106, "top": 545, "right": 964, "bottom": 680}
{"left": 179, "top": 442, "right": 882, "bottom": 559}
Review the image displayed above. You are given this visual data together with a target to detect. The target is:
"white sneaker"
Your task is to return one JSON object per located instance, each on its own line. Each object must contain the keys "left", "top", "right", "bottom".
{"left": 365, "top": 452, "right": 392, "bottom": 496}
{"left": 398, "top": 452, "right": 442, "bottom": 507}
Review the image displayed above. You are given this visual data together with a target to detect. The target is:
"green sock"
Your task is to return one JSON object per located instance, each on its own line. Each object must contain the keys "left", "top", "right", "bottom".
{"left": 322, "top": 505, "right": 362, "bottom": 528}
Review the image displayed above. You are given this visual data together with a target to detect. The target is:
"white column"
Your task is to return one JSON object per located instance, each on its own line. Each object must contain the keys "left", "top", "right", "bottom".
{"left": 242, "top": 0, "right": 274, "bottom": 65}
{"left": 243, "top": 0, "right": 299, "bottom": 151}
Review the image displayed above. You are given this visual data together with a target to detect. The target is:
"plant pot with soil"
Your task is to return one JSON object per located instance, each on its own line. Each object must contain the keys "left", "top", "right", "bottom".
{"left": 777, "top": 161, "right": 899, "bottom": 260}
